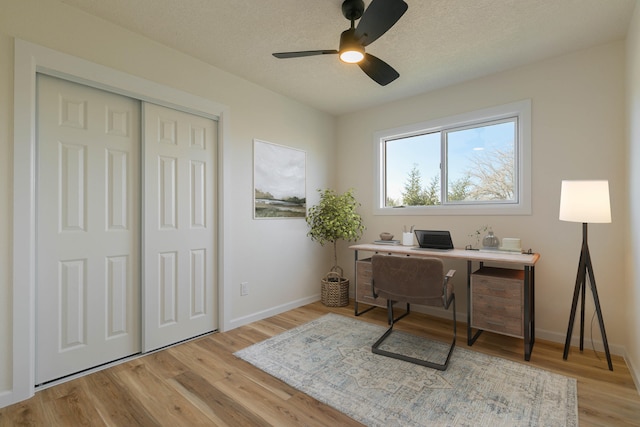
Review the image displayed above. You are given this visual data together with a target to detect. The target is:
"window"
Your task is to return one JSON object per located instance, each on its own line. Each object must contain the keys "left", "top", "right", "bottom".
{"left": 375, "top": 100, "right": 531, "bottom": 215}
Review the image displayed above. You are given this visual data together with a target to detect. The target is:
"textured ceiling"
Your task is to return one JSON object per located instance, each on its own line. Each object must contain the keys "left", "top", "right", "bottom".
{"left": 58, "top": 0, "right": 637, "bottom": 116}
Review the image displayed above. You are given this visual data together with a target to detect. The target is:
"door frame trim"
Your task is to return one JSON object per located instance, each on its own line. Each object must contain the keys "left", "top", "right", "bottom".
{"left": 9, "top": 38, "right": 230, "bottom": 407}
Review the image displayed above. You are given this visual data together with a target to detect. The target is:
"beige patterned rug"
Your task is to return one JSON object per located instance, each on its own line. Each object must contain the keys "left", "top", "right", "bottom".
{"left": 235, "top": 313, "right": 578, "bottom": 427}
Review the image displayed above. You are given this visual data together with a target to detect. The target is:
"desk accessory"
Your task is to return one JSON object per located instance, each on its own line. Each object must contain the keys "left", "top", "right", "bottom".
{"left": 401, "top": 225, "right": 415, "bottom": 245}
{"left": 373, "top": 239, "right": 400, "bottom": 245}
{"left": 500, "top": 237, "right": 522, "bottom": 252}
{"left": 482, "top": 230, "right": 500, "bottom": 249}
{"left": 402, "top": 232, "right": 413, "bottom": 246}
{"left": 559, "top": 180, "right": 613, "bottom": 370}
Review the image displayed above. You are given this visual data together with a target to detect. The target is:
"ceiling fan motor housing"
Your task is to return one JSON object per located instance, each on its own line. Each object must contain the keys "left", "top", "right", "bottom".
{"left": 342, "top": 0, "right": 365, "bottom": 21}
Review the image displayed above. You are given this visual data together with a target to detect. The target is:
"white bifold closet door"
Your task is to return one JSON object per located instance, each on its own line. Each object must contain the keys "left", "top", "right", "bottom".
{"left": 36, "top": 75, "right": 217, "bottom": 384}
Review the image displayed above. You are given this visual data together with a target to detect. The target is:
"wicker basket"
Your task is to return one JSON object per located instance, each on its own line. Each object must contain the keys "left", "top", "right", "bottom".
{"left": 321, "top": 271, "right": 349, "bottom": 307}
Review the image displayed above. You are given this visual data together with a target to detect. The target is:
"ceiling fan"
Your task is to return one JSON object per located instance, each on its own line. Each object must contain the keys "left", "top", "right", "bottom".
{"left": 272, "top": 0, "right": 408, "bottom": 86}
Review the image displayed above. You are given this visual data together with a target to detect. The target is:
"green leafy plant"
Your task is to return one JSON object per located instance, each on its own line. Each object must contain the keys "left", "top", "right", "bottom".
{"left": 306, "top": 188, "right": 365, "bottom": 272}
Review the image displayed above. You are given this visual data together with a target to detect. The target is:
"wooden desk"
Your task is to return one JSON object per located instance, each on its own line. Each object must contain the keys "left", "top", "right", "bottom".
{"left": 349, "top": 243, "right": 540, "bottom": 361}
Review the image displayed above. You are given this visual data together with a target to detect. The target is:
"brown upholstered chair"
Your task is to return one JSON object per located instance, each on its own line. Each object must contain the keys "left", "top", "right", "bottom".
{"left": 371, "top": 254, "right": 456, "bottom": 370}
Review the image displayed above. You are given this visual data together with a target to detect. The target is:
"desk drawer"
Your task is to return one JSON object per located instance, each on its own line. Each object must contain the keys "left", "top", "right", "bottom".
{"left": 471, "top": 267, "right": 524, "bottom": 338}
{"left": 471, "top": 275, "right": 523, "bottom": 299}
{"left": 356, "top": 258, "right": 386, "bottom": 308}
{"left": 473, "top": 293, "right": 522, "bottom": 317}
{"left": 472, "top": 311, "right": 523, "bottom": 337}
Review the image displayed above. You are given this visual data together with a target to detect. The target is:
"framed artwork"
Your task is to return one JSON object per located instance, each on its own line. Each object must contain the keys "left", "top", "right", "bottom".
{"left": 253, "top": 139, "right": 306, "bottom": 219}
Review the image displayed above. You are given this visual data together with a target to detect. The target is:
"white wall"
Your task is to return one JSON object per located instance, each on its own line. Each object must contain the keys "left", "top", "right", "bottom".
{"left": 336, "top": 41, "right": 630, "bottom": 359}
{"left": 626, "top": 3, "right": 640, "bottom": 388}
{"left": 0, "top": 0, "right": 334, "bottom": 403}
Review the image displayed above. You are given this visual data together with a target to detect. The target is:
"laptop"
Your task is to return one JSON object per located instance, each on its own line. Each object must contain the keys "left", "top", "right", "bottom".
{"left": 413, "top": 230, "right": 454, "bottom": 251}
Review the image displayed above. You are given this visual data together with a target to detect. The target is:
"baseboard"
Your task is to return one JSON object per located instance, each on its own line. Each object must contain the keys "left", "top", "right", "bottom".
{"left": 623, "top": 349, "right": 640, "bottom": 395}
{"left": 0, "top": 389, "right": 16, "bottom": 410}
{"left": 534, "top": 328, "right": 627, "bottom": 357}
{"left": 227, "top": 294, "right": 321, "bottom": 330}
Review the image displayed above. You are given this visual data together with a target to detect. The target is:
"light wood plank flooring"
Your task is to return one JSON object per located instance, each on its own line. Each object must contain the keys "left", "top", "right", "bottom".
{"left": 1, "top": 301, "right": 639, "bottom": 426}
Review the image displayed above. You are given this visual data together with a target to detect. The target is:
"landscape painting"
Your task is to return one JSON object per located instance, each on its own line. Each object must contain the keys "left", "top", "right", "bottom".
{"left": 253, "top": 139, "right": 306, "bottom": 219}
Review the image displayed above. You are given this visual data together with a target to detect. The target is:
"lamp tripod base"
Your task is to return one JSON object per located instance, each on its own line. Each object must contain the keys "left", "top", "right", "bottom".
{"left": 562, "top": 223, "right": 613, "bottom": 371}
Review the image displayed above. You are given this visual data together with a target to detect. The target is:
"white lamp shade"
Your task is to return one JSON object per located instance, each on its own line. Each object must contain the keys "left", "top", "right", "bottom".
{"left": 559, "top": 180, "right": 611, "bottom": 223}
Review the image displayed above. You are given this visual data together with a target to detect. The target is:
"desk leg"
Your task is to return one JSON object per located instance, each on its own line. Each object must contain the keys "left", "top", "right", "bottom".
{"left": 524, "top": 265, "right": 535, "bottom": 361}
{"left": 531, "top": 266, "right": 536, "bottom": 347}
{"left": 467, "top": 260, "right": 471, "bottom": 345}
{"left": 467, "top": 260, "right": 483, "bottom": 346}
{"left": 353, "top": 250, "right": 359, "bottom": 316}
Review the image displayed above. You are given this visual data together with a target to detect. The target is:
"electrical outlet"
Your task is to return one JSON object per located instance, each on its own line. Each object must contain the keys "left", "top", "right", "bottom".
{"left": 241, "top": 282, "right": 249, "bottom": 296}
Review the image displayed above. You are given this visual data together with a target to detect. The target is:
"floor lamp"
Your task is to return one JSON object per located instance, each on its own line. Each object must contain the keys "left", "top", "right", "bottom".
{"left": 559, "top": 180, "right": 613, "bottom": 371}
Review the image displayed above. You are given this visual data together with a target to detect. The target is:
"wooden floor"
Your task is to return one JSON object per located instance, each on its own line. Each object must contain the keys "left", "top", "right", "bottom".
{"left": 1, "top": 300, "right": 639, "bottom": 426}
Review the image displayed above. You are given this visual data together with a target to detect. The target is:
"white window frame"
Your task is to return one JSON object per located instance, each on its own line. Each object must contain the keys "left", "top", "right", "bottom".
{"left": 374, "top": 100, "right": 531, "bottom": 216}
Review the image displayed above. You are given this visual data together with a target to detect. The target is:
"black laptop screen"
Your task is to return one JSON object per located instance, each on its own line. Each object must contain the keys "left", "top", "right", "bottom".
{"left": 414, "top": 230, "right": 454, "bottom": 250}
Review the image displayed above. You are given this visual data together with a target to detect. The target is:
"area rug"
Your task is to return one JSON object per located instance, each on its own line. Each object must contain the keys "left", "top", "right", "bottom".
{"left": 235, "top": 313, "right": 578, "bottom": 427}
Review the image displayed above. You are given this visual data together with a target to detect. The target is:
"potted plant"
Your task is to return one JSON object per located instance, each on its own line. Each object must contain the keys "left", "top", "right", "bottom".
{"left": 306, "top": 188, "right": 365, "bottom": 306}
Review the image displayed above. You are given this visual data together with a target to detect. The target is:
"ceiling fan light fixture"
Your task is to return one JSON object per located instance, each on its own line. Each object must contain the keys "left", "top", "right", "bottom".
{"left": 340, "top": 48, "right": 364, "bottom": 63}
{"left": 338, "top": 28, "right": 364, "bottom": 63}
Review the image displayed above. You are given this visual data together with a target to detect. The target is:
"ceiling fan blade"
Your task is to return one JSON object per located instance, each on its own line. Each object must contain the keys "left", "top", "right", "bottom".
{"left": 273, "top": 50, "right": 338, "bottom": 59}
{"left": 358, "top": 53, "right": 399, "bottom": 86}
{"left": 354, "top": 0, "right": 408, "bottom": 47}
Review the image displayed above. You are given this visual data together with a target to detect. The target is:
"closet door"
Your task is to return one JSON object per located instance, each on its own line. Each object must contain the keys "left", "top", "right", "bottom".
{"left": 36, "top": 74, "right": 141, "bottom": 384}
{"left": 142, "top": 102, "right": 217, "bottom": 352}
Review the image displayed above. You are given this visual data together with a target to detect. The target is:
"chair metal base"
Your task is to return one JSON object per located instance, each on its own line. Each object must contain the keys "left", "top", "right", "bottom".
{"left": 372, "top": 296, "right": 456, "bottom": 371}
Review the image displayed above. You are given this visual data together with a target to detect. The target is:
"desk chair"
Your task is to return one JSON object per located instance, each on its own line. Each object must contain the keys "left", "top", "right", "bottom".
{"left": 371, "top": 254, "right": 456, "bottom": 370}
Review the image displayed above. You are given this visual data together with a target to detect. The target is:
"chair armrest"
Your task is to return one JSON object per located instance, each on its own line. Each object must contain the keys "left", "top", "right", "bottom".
{"left": 442, "top": 269, "right": 456, "bottom": 308}
{"left": 442, "top": 270, "right": 456, "bottom": 290}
